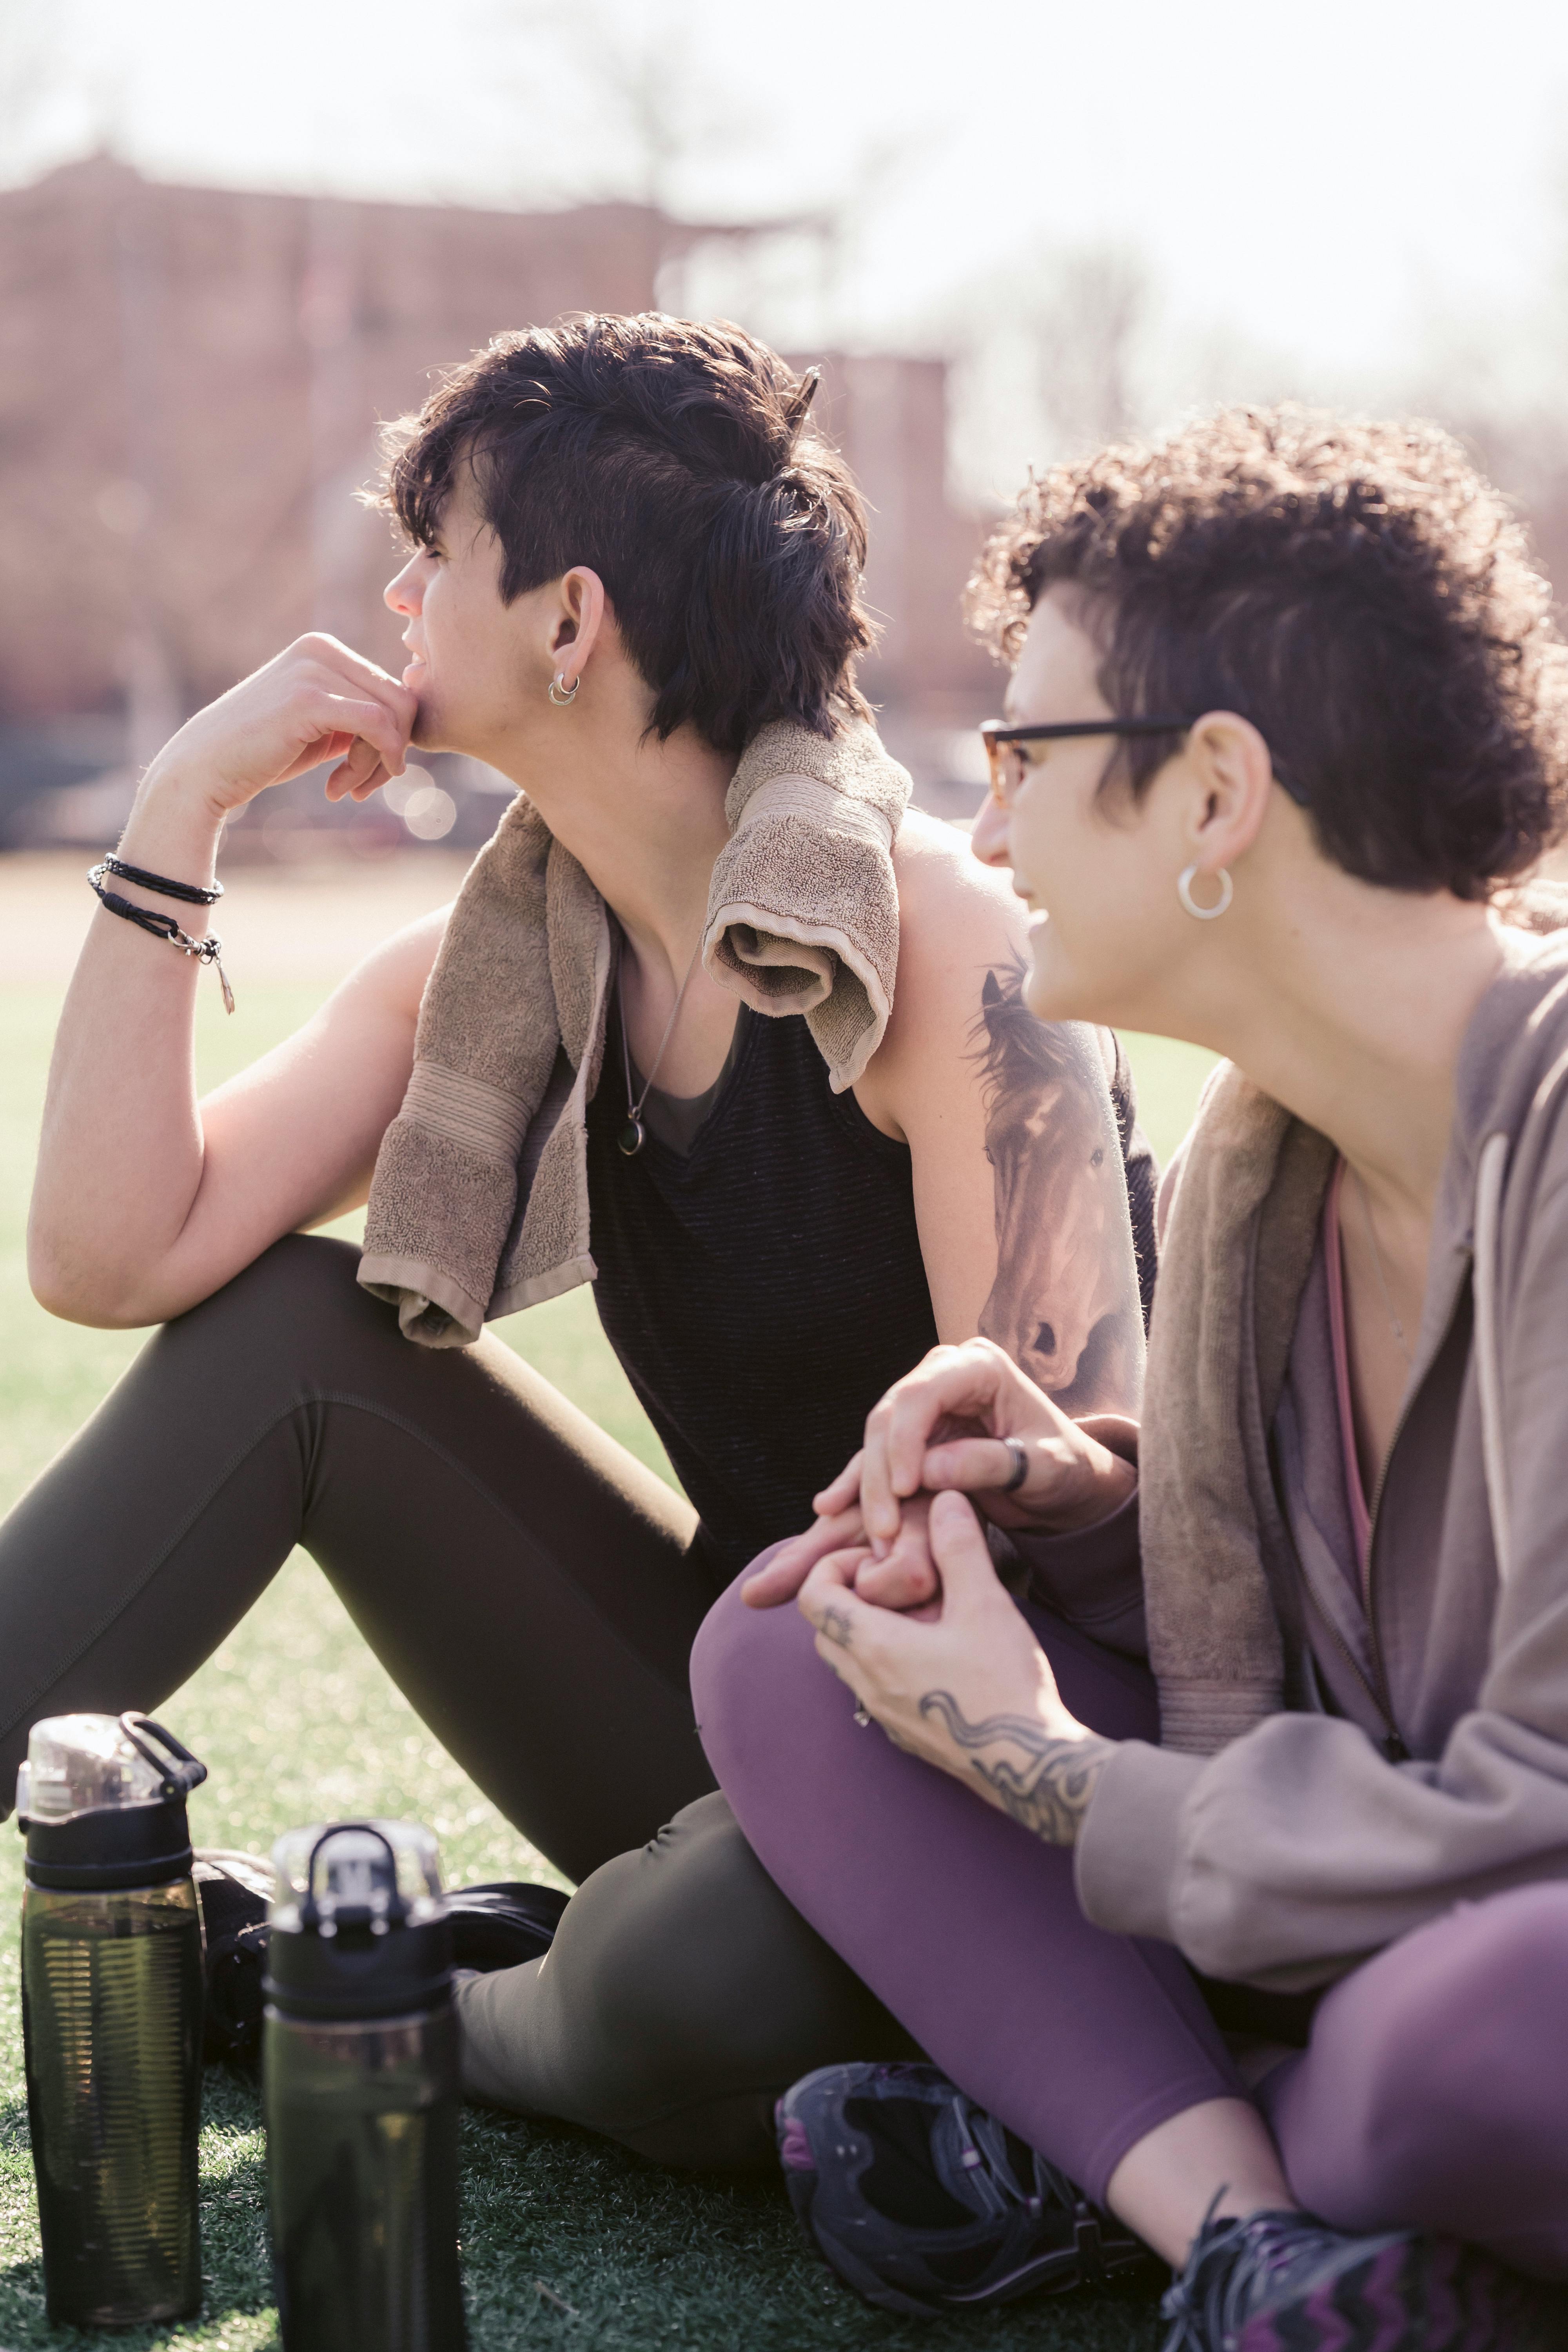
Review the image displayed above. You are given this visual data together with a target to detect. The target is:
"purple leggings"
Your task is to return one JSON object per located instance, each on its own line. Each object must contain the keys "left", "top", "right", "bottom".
{"left": 692, "top": 1566, "right": 1568, "bottom": 2281}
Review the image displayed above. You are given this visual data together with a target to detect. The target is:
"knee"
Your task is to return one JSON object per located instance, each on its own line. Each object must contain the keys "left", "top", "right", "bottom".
{"left": 157, "top": 1234, "right": 385, "bottom": 1371}
{"left": 177, "top": 1232, "right": 363, "bottom": 1333}
{"left": 1363, "top": 1887, "right": 1568, "bottom": 2122}
{"left": 690, "top": 1560, "right": 822, "bottom": 1782}
{"left": 568, "top": 1797, "right": 819, "bottom": 2063}
{"left": 498, "top": 1792, "right": 904, "bottom": 2165}
{"left": 1287, "top": 1886, "right": 1568, "bottom": 2225}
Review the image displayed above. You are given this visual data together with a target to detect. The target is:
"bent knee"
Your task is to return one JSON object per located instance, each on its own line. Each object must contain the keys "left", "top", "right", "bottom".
{"left": 1287, "top": 1886, "right": 1568, "bottom": 2223}
{"left": 563, "top": 1795, "right": 834, "bottom": 2063}
{"left": 153, "top": 1234, "right": 388, "bottom": 1375}
{"left": 174, "top": 1231, "right": 364, "bottom": 1332}
{"left": 485, "top": 1792, "right": 908, "bottom": 2164}
{"left": 691, "top": 1561, "right": 824, "bottom": 1779}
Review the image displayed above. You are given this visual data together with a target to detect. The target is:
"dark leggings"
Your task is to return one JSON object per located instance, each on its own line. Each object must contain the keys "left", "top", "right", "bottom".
{"left": 0, "top": 1236, "right": 911, "bottom": 2165}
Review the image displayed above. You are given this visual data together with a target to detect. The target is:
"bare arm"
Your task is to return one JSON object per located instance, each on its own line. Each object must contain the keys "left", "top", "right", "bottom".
{"left": 750, "top": 819, "right": 1140, "bottom": 1603}
{"left": 28, "top": 635, "right": 430, "bottom": 1327}
{"left": 855, "top": 815, "right": 1143, "bottom": 1406}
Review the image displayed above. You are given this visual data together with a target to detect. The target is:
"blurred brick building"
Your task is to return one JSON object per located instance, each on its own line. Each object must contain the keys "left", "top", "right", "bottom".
{"left": 0, "top": 156, "right": 992, "bottom": 847}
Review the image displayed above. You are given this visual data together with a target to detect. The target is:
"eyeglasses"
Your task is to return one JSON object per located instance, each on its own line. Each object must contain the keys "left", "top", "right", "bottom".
{"left": 979, "top": 717, "right": 1198, "bottom": 808}
{"left": 978, "top": 716, "right": 1310, "bottom": 810}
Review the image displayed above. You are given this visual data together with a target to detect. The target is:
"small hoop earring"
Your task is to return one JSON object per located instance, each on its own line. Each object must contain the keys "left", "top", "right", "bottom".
{"left": 1178, "top": 864, "right": 1232, "bottom": 920}
{"left": 548, "top": 671, "right": 580, "bottom": 707}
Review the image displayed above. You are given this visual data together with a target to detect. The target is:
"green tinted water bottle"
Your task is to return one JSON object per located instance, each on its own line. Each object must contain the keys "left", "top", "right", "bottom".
{"left": 264, "top": 1819, "right": 467, "bottom": 2352}
{"left": 18, "top": 1711, "right": 208, "bottom": 2328}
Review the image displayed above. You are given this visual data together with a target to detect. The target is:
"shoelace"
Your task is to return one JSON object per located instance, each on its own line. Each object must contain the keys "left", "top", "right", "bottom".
{"left": 1160, "top": 2203, "right": 1343, "bottom": 2352}
{"left": 955, "top": 2103, "right": 1074, "bottom": 2223}
{"left": 953, "top": 2102, "right": 1124, "bottom": 2282}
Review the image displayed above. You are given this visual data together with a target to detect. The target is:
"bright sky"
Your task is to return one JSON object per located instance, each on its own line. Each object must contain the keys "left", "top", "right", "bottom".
{"left": 13, "top": 0, "right": 1568, "bottom": 485}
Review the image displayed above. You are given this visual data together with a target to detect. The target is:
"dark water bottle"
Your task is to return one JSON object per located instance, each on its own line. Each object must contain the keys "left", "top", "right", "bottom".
{"left": 18, "top": 1711, "right": 208, "bottom": 2328}
{"left": 264, "top": 1819, "right": 467, "bottom": 2352}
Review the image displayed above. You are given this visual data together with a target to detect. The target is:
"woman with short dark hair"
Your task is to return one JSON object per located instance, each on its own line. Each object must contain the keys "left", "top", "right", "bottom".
{"left": 709, "top": 408, "right": 1568, "bottom": 2348}
{"left": 10, "top": 312, "right": 1152, "bottom": 2162}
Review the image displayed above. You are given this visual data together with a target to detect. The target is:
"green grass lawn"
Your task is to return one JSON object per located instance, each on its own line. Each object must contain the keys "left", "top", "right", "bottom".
{"left": 0, "top": 974, "right": 1210, "bottom": 2352}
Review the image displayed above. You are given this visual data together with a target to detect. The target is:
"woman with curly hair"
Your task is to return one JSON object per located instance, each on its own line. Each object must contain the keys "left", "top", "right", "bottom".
{"left": 703, "top": 408, "right": 1568, "bottom": 2348}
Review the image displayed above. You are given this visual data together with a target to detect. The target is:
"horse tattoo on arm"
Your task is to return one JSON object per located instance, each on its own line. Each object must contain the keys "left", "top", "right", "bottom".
{"left": 971, "top": 964, "right": 1143, "bottom": 1414}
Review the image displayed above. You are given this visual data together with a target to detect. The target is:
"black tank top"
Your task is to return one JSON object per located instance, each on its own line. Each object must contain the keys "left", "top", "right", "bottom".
{"left": 586, "top": 998, "right": 938, "bottom": 1577}
{"left": 585, "top": 996, "right": 1159, "bottom": 1581}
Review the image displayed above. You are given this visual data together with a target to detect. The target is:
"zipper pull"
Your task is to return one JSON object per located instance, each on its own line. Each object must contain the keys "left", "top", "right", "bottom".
{"left": 1382, "top": 1730, "right": 1410, "bottom": 1763}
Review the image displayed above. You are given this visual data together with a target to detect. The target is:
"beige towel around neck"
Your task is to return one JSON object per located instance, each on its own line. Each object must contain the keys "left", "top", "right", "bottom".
{"left": 357, "top": 718, "right": 911, "bottom": 1347}
{"left": 1139, "top": 1062, "right": 1335, "bottom": 1754}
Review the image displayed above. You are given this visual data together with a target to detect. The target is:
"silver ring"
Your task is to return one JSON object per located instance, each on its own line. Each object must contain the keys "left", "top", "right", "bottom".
{"left": 548, "top": 671, "right": 580, "bottom": 707}
{"left": 1001, "top": 1437, "right": 1029, "bottom": 1494}
{"left": 853, "top": 1699, "right": 871, "bottom": 1728}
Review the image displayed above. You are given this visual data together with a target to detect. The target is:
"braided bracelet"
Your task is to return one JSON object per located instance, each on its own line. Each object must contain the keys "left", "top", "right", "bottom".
{"left": 92, "top": 853, "right": 223, "bottom": 907}
{"left": 87, "top": 868, "right": 235, "bottom": 1013}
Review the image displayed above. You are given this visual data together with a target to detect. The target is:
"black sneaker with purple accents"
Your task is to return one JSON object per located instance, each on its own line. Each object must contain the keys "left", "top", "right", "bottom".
{"left": 775, "top": 2060, "right": 1151, "bottom": 2318}
{"left": 1159, "top": 2202, "right": 1566, "bottom": 2352}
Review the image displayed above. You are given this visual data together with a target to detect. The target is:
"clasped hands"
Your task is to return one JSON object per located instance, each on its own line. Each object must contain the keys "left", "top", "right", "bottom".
{"left": 741, "top": 1339, "right": 1134, "bottom": 1839}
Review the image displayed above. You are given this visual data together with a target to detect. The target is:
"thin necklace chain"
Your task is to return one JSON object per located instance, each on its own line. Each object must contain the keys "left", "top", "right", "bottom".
{"left": 1352, "top": 1166, "right": 1415, "bottom": 1370}
{"left": 619, "top": 938, "right": 703, "bottom": 1130}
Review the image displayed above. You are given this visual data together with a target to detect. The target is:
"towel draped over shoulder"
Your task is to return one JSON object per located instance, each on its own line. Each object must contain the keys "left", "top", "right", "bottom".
{"left": 358, "top": 717, "right": 911, "bottom": 1347}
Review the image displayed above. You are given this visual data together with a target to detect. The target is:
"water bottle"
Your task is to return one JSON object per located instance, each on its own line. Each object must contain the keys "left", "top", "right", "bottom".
{"left": 18, "top": 1711, "right": 208, "bottom": 2328}
{"left": 263, "top": 1819, "right": 467, "bottom": 2352}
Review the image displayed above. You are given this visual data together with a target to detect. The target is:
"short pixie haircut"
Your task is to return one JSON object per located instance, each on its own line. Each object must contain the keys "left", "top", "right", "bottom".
{"left": 379, "top": 313, "right": 874, "bottom": 759}
{"left": 968, "top": 407, "right": 1568, "bottom": 899}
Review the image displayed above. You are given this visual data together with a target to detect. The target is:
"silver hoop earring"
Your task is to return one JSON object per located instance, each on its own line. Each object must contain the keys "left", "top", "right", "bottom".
{"left": 1178, "top": 864, "right": 1232, "bottom": 920}
{"left": 548, "top": 671, "right": 579, "bottom": 707}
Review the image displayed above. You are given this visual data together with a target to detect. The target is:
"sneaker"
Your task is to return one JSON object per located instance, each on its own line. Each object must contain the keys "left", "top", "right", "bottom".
{"left": 1160, "top": 2203, "right": 1566, "bottom": 2351}
{"left": 444, "top": 1880, "right": 570, "bottom": 1969}
{"left": 193, "top": 1851, "right": 570, "bottom": 2067}
{"left": 193, "top": 1850, "right": 276, "bottom": 2065}
{"left": 775, "top": 2061, "right": 1150, "bottom": 2318}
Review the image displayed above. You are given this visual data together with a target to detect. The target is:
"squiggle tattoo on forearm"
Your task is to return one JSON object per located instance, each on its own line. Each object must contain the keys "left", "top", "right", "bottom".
{"left": 918, "top": 1689, "right": 1114, "bottom": 1845}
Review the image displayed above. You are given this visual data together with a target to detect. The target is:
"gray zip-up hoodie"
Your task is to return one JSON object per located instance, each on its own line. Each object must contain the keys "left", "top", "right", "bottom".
{"left": 1036, "top": 921, "right": 1568, "bottom": 1993}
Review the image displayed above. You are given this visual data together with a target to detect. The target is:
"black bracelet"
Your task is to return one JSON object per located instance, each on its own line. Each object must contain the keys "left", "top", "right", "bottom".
{"left": 90, "top": 855, "right": 223, "bottom": 906}
{"left": 87, "top": 873, "right": 236, "bottom": 1013}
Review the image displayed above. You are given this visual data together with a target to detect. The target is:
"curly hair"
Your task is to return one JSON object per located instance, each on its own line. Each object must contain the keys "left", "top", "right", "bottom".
{"left": 377, "top": 314, "right": 875, "bottom": 759}
{"left": 967, "top": 406, "right": 1568, "bottom": 898}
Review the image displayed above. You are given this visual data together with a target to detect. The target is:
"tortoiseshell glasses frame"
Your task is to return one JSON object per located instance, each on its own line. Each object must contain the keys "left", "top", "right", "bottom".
{"left": 979, "top": 716, "right": 1310, "bottom": 809}
{"left": 978, "top": 717, "right": 1198, "bottom": 808}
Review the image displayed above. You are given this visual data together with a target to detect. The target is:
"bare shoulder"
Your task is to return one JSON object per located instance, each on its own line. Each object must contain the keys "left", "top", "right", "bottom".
{"left": 889, "top": 811, "right": 1027, "bottom": 1019}
{"left": 855, "top": 815, "right": 1025, "bottom": 1135}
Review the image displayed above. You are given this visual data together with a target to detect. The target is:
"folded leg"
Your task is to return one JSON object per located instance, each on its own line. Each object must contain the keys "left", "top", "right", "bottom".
{"left": 456, "top": 1791, "right": 919, "bottom": 2169}
{"left": 0, "top": 1235, "right": 720, "bottom": 1880}
{"left": 691, "top": 1567, "right": 1240, "bottom": 2208}
{"left": 1263, "top": 1880, "right": 1568, "bottom": 2279}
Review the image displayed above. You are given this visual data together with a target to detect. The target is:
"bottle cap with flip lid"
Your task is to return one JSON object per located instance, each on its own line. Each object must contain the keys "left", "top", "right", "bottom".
{"left": 17, "top": 1713, "right": 207, "bottom": 1889}
{"left": 265, "top": 1820, "right": 453, "bottom": 2021}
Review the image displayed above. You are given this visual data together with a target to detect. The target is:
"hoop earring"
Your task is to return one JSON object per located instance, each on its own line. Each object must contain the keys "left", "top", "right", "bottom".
{"left": 1178, "top": 864, "right": 1232, "bottom": 920}
{"left": 548, "top": 672, "right": 580, "bottom": 707}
